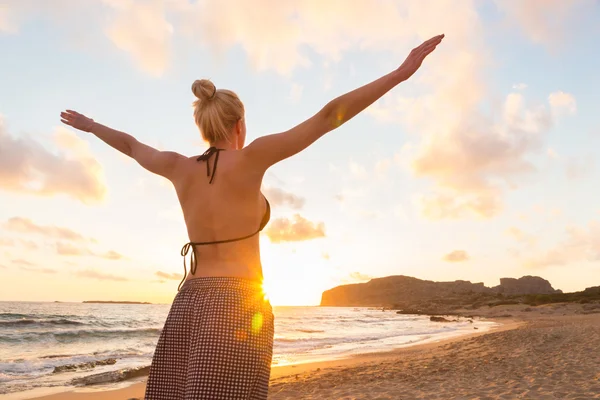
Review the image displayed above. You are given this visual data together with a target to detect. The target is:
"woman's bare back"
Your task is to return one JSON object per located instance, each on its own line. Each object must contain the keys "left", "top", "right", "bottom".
{"left": 170, "top": 148, "right": 269, "bottom": 282}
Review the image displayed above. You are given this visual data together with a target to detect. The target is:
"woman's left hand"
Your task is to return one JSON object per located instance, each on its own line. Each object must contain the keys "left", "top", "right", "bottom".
{"left": 60, "top": 110, "right": 95, "bottom": 132}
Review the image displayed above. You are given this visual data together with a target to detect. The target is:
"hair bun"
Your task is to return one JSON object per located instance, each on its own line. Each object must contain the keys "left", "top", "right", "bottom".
{"left": 192, "top": 79, "right": 217, "bottom": 101}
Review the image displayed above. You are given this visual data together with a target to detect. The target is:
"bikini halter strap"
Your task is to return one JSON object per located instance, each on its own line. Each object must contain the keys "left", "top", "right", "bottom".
{"left": 196, "top": 146, "right": 223, "bottom": 184}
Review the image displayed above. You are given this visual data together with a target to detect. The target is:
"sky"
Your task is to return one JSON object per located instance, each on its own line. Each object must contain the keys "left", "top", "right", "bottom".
{"left": 1, "top": 0, "right": 599, "bottom": 306}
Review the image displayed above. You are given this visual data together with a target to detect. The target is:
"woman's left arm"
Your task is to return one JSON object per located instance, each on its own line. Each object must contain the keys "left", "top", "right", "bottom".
{"left": 60, "top": 110, "right": 185, "bottom": 179}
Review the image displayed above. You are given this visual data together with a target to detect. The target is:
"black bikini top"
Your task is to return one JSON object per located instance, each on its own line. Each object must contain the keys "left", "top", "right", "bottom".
{"left": 178, "top": 147, "right": 271, "bottom": 291}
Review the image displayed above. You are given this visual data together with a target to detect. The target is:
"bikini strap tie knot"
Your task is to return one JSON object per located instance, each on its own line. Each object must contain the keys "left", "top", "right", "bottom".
{"left": 178, "top": 242, "right": 198, "bottom": 291}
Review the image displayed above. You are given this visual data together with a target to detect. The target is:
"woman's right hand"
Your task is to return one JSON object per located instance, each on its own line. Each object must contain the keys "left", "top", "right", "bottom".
{"left": 397, "top": 34, "right": 445, "bottom": 80}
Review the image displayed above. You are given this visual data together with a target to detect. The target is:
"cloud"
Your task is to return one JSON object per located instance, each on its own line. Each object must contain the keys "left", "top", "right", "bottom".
{"left": 56, "top": 242, "right": 94, "bottom": 256}
{"left": 74, "top": 269, "right": 129, "bottom": 282}
{"left": 155, "top": 270, "right": 184, "bottom": 280}
{"left": 411, "top": 92, "right": 555, "bottom": 219}
{"left": 102, "top": 0, "right": 174, "bottom": 76}
{"left": 342, "top": 272, "right": 373, "bottom": 283}
{"left": 20, "top": 266, "right": 57, "bottom": 274}
{"left": 11, "top": 258, "right": 34, "bottom": 267}
{"left": 0, "top": 4, "right": 18, "bottom": 33}
{"left": 374, "top": 158, "right": 392, "bottom": 178}
{"left": 135, "top": 0, "right": 489, "bottom": 75}
{"left": 265, "top": 214, "right": 325, "bottom": 243}
{"left": 549, "top": 91, "right": 577, "bottom": 116}
{"left": 356, "top": 1, "right": 585, "bottom": 221}
{"left": 512, "top": 83, "right": 528, "bottom": 90}
{"left": 102, "top": 250, "right": 124, "bottom": 260}
{"left": 0, "top": 119, "right": 106, "bottom": 204}
{"left": 494, "top": 0, "right": 594, "bottom": 49}
{"left": 262, "top": 186, "right": 305, "bottom": 210}
{"left": 0, "top": 238, "right": 15, "bottom": 247}
{"left": 4, "top": 217, "right": 89, "bottom": 242}
{"left": 442, "top": 250, "right": 470, "bottom": 263}
{"left": 2, "top": 217, "right": 122, "bottom": 259}
{"left": 2, "top": 1, "right": 402, "bottom": 75}
{"left": 416, "top": 191, "right": 502, "bottom": 220}
{"left": 524, "top": 220, "right": 600, "bottom": 269}
{"left": 370, "top": 34, "right": 578, "bottom": 221}
{"left": 55, "top": 242, "right": 124, "bottom": 260}
{"left": 0, "top": 1, "right": 172, "bottom": 75}
{"left": 506, "top": 226, "right": 537, "bottom": 247}
{"left": 321, "top": 252, "right": 330, "bottom": 260}
{"left": 3, "top": 0, "right": 593, "bottom": 80}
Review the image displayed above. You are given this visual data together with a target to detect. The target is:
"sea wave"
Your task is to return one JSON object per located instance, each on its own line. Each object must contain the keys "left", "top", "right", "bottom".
{"left": 0, "top": 318, "right": 84, "bottom": 327}
{"left": 274, "top": 326, "right": 462, "bottom": 350}
{"left": 0, "top": 313, "right": 32, "bottom": 319}
{"left": 0, "top": 327, "right": 162, "bottom": 343}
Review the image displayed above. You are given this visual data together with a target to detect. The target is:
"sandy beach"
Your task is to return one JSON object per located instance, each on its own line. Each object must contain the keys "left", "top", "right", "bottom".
{"left": 23, "top": 303, "right": 600, "bottom": 400}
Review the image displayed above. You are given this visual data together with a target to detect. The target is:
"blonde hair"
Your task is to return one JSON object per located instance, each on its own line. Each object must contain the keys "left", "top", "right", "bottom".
{"left": 191, "top": 79, "right": 244, "bottom": 143}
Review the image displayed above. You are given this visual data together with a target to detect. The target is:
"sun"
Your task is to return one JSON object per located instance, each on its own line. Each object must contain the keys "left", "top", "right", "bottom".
{"left": 260, "top": 278, "right": 273, "bottom": 302}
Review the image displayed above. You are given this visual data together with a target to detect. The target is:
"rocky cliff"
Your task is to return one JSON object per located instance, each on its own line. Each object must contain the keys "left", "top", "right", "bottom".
{"left": 492, "top": 276, "right": 562, "bottom": 295}
{"left": 320, "top": 275, "right": 561, "bottom": 308}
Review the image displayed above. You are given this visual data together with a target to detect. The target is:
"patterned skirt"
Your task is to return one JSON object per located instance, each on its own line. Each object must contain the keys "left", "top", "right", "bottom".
{"left": 144, "top": 277, "right": 274, "bottom": 400}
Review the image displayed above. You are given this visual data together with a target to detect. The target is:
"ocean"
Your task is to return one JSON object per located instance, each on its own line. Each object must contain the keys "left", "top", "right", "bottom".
{"left": 0, "top": 301, "right": 497, "bottom": 397}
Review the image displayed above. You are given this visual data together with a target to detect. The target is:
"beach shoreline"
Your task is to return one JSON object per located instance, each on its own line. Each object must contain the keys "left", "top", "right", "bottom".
{"left": 12, "top": 302, "right": 600, "bottom": 399}
{"left": 14, "top": 316, "right": 515, "bottom": 400}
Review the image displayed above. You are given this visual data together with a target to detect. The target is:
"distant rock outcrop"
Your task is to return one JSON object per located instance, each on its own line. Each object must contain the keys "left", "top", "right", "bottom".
{"left": 583, "top": 286, "right": 600, "bottom": 295}
{"left": 320, "top": 275, "right": 562, "bottom": 308}
{"left": 492, "top": 276, "right": 562, "bottom": 295}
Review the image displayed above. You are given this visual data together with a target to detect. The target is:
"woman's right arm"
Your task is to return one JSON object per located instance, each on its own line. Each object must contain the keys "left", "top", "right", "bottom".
{"left": 244, "top": 34, "right": 444, "bottom": 170}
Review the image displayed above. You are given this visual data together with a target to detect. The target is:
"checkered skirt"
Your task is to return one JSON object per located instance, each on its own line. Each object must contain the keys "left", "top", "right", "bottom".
{"left": 144, "top": 277, "right": 274, "bottom": 400}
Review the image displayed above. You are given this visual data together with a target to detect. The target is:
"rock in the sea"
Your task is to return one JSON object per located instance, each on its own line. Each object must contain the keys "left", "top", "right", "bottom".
{"left": 53, "top": 358, "right": 117, "bottom": 374}
{"left": 430, "top": 316, "right": 454, "bottom": 322}
{"left": 71, "top": 366, "right": 151, "bottom": 386}
{"left": 53, "top": 364, "right": 78, "bottom": 373}
{"left": 396, "top": 309, "right": 423, "bottom": 315}
{"left": 95, "top": 358, "right": 117, "bottom": 366}
{"left": 53, "top": 362, "right": 95, "bottom": 373}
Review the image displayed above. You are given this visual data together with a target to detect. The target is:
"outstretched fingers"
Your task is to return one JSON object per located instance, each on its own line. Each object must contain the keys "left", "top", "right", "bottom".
{"left": 60, "top": 110, "right": 79, "bottom": 127}
{"left": 417, "top": 34, "right": 444, "bottom": 59}
{"left": 420, "top": 34, "right": 444, "bottom": 50}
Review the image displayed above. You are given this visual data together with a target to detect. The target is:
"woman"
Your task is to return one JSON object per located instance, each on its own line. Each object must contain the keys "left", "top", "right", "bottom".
{"left": 60, "top": 34, "right": 444, "bottom": 400}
